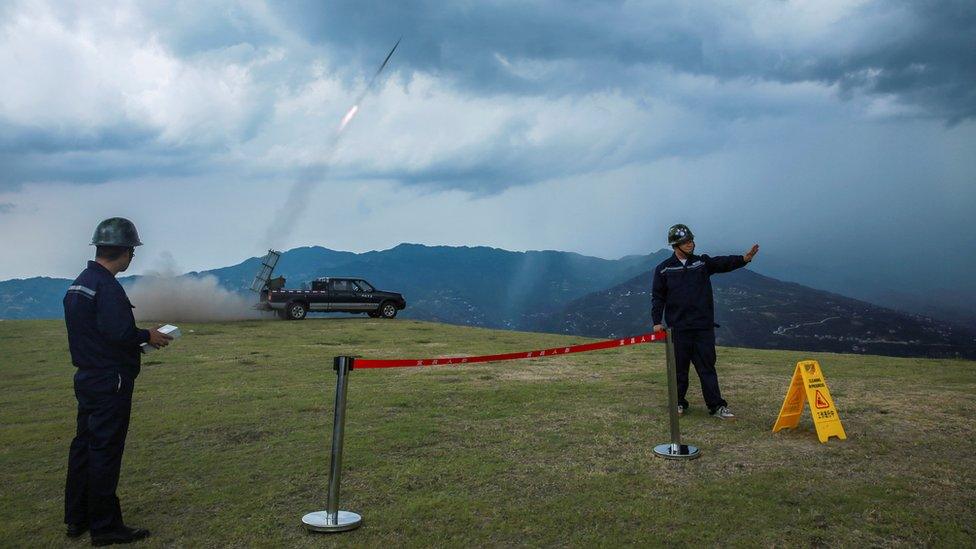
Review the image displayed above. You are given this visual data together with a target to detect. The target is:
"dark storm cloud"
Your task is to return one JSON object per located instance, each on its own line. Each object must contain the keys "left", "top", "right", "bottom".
{"left": 0, "top": 148, "right": 219, "bottom": 187}
{"left": 274, "top": 0, "right": 710, "bottom": 94}
{"left": 3, "top": 0, "right": 973, "bottom": 193}
{"left": 339, "top": 116, "right": 723, "bottom": 194}
{"left": 776, "top": 1, "right": 976, "bottom": 123}
{"left": 140, "top": 3, "right": 279, "bottom": 58}
{"left": 275, "top": 0, "right": 976, "bottom": 121}
{"left": 0, "top": 123, "right": 159, "bottom": 155}
{"left": 0, "top": 123, "right": 156, "bottom": 189}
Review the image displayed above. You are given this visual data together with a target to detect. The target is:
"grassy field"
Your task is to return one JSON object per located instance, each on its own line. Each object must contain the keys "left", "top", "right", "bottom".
{"left": 1, "top": 318, "right": 974, "bottom": 547}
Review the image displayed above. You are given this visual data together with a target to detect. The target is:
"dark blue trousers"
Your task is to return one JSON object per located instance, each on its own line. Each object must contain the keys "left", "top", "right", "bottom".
{"left": 673, "top": 329, "right": 728, "bottom": 412}
{"left": 64, "top": 369, "right": 134, "bottom": 535}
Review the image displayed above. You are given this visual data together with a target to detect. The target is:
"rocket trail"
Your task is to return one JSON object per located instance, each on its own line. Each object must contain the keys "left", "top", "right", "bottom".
{"left": 340, "top": 37, "right": 402, "bottom": 132}
{"left": 263, "top": 37, "right": 402, "bottom": 248}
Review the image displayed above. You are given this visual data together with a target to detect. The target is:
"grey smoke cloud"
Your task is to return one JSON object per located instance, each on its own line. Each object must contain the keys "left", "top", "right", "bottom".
{"left": 127, "top": 252, "right": 270, "bottom": 322}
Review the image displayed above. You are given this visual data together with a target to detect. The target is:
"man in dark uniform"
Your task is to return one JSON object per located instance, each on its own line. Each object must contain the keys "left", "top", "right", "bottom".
{"left": 651, "top": 224, "right": 759, "bottom": 419}
{"left": 63, "top": 217, "right": 171, "bottom": 545}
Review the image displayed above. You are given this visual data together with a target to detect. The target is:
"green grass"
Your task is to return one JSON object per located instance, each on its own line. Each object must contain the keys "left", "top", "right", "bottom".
{"left": 1, "top": 318, "right": 974, "bottom": 547}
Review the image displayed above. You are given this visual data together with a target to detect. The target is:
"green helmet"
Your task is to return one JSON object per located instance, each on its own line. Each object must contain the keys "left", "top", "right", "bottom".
{"left": 91, "top": 217, "right": 143, "bottom": 247}
{"left": 667, "top": 224, "right": 694, "bottom": 247}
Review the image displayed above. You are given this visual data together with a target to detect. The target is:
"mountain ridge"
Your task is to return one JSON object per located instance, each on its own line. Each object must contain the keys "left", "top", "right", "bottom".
{"left": 2, "top": 244, "right": 973, "bottom": 359}
{"left": 534, "top": 267, "right": 976, "bottom": 359}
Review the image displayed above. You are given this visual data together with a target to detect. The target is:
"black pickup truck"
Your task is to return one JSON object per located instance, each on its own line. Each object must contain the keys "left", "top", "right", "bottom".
{"left": 258, "top": 277, "right": 407, "bottom": 320}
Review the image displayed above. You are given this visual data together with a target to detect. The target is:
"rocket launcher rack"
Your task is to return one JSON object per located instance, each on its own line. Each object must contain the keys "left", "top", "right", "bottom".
{"left": 249, "top": 250, "right": 281, "bottom": 292}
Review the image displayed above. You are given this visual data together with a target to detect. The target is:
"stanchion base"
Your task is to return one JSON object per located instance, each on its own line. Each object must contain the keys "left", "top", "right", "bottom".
{"left": 653, "top": 443, "right": 701, "bottom": 460}
{"left": 302, "top": 510, "right": 362, "bottom": 533}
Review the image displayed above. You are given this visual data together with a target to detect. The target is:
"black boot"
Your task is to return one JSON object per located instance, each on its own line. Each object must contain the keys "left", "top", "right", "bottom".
{"left": 66, "top": 523, "right": 89, "bottom": 538}
{"left": 90, "top": 526, "right": 150, "bottom": 546}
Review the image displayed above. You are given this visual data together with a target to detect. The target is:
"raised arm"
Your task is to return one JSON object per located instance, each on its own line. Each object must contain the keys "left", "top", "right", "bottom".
{"left": 704, "top": 244, "right": 759, "bottom": 274}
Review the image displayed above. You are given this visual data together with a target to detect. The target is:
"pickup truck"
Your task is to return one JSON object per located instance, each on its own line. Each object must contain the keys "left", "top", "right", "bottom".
{"left": 259, "top": 277, "right": 407, "bottom": 320}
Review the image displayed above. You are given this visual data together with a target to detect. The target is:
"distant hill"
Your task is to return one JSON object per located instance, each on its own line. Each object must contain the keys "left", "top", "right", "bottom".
{"left": 755, "top": 253, "right": 976, "bottom": 333}
{"left": 200, "top": 244, "right": 664, "bottom": 328}
{"left": 2, "top": 244, "right": 974, "bottom": 359}
{"left": 0, "top": 245, "right": 662, "bottom": 327}
{"left": 534, "top": 268, "right": 976, "bottom": 360}
{"left": 0, "top": 277, "right": 75, "bottom": 320}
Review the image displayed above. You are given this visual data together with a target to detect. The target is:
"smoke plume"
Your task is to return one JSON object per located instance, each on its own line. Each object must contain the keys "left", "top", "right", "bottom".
{"left": 262, "top": 153, "right": 338, "bottom": 249}
{"left": 263, "top": 39, "right": 400, "bottom": 248}
{"left": 127, "top": 252, "right": 270, "bottom": 322}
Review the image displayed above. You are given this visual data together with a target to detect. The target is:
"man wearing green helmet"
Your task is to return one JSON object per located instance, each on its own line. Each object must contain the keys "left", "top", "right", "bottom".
{"left": 651, "top": 224, "right": 759, "bottom": 419}
{"left": 62, "top": 218, "right": 172, "bottom": 545}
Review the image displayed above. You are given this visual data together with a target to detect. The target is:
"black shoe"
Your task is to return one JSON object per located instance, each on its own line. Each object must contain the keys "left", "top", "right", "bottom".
{"left": 66, "top": 523, "right": 89, "bottom": 538}
{"left": 90, "top": 526, "right": 150, "bottom": 546}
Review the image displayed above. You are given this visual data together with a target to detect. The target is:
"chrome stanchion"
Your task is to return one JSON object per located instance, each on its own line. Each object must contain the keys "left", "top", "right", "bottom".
{"left": 653, "top": 328, "right": 701, "bottom": 460}
{"left": 302, "top": 356, "right": 363, "bottom": 532}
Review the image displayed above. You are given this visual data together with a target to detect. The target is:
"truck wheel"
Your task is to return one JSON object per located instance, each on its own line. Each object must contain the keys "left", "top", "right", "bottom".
{"left": 287, "top": 301, "right": 308, "bottom": 320}
{"left": 380, "top": 301, "right": 397, "bottom": 319}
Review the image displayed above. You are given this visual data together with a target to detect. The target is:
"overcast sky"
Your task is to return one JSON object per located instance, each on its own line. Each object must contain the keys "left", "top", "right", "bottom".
{"left": 1, "top": 0, "right": 974, "bottom": 304}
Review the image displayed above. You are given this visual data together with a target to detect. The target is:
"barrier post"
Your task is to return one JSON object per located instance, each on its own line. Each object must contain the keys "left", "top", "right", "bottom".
{"left": 653, "top": 328, "right": 701, "bottom": 460}
{"left": 301, "top": 356, "right": 363, "bottom": 532}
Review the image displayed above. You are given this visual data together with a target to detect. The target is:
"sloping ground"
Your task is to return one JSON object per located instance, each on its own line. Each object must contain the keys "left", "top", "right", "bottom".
{"left": 0, "top": 319, "right": 974, "bottom": 546}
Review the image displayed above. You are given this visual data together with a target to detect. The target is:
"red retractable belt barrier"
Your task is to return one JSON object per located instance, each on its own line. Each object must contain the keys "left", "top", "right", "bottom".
{"left": 355, "top": 331, "right": 666, "bottom": 369}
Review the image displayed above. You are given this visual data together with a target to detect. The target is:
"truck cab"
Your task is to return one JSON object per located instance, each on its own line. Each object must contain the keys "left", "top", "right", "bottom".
{"left": 260, "top": 277, "right": 407, "bottom": 320}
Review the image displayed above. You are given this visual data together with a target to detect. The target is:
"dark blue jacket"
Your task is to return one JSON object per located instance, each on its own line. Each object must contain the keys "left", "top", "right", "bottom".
{"left": 651, "top": 252, "right": 747, "bottom": 331}
{"left": 63, "top": 261, "right": 149, "bottom": 377}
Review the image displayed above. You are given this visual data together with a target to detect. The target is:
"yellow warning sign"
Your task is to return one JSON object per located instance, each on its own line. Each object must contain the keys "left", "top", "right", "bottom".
{"left": 772, "top": 360, "right": 846, "bottom": 443}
